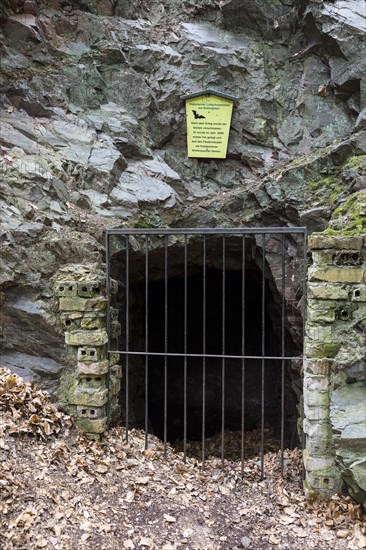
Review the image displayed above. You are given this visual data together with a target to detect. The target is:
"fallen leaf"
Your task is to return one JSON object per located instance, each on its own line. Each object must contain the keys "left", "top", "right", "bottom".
{"left": 164, "top": 514, "right": 176, "bottom": 523}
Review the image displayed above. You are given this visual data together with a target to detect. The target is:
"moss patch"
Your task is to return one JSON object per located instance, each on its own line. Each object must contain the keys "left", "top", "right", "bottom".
{"left": 326, "top": 191, "right": 366, "bottom": 235}
{"left": 308, "top": 175, "right": 342, "bottom": 206}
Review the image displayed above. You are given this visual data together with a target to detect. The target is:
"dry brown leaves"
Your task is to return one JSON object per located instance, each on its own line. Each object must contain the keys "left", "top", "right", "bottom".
{"left": 0, "top": 367, "right": 72, "bottom": 439}
{"left": 0, "top": 366, "right": 365, "bottom": 549}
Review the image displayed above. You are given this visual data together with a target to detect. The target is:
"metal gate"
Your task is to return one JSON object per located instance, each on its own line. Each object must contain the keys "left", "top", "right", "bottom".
{"left": 105, "top": 228, "right": 307, "bottom": 477}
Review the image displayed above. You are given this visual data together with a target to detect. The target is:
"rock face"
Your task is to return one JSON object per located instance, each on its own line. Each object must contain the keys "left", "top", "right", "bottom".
{"left": 0, "top": 0, "right": 365, "bottom": 503}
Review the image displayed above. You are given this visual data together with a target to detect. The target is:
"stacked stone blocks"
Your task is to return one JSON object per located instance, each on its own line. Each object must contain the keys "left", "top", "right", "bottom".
{"left": 55, "top": 265, "right": 121, "bottom": 435}
{"left": 304, "top": 235, "right": 366, "bottom": 497}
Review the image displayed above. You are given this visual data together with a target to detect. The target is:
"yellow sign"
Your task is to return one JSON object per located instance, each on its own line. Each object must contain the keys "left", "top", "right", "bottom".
{"left": 184, "top": 90, "right": 236, "bottom": 159}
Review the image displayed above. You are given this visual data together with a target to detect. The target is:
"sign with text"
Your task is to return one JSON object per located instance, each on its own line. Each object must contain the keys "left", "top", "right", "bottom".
{"left": 184, "top": 90, "right": 236, "bottom": 159}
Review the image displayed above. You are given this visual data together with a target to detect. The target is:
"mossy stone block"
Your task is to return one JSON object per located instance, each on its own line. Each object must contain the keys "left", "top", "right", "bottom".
{"left": 54, "top": 281, "right": 78, "bottom": 297}
{"left": 78, "top": 346, "right": 105, "bottom": 362}
{"left": 109, "top": 375, "right": 121, "bottom": 396}
{"left": 110, "top": 365, "right": 122, "bottom": 379}
{"left": 72, "top": 388, "right": 108, "bottom": 406}
{"left": 109, "top": 352, "right": 120, "bottom": 366}
{"left": 309, "top": 266, "right": 365, "bottom": 284}
{"left": 308, "top": 235, "right": 364, "bottom": 251}
{"left": 309, "top": 283, "right": 348, "bottom": 300}
{"left": 65, "top": 329, "right": 108, "bottom": 346}
{"left": 77, "top": 405, "right": 106, "bottom": 419}
{"left": 77, "top": 281, "right": 103, "bottom": 298}
{"left": 78, "top": 374, "right": 106, "bottom": 389}
{"left": 76, "top": 417, "right": 107, "bottom": 434}
{"left": 303, "top": 358, "right": 332, "bottom": 375}
{"left": 304, "top": 340, "right": 340, "bottom": 358}
{"left": 59, "top": 297, "right": 107, "bottom": 312}
{"left": 80, "top": 316, "right": 105, "bottom": 330}
{"left": 78, "top": 360, "right": 109, "bottom": 375}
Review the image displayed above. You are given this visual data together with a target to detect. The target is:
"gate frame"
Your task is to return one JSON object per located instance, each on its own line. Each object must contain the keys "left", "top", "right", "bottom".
{"left": 105, "top": 227, "right": 307, "bottom": 477}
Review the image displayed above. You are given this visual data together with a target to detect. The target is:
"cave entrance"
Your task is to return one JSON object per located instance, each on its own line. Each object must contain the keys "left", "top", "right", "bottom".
{"left": 107, "top": 228, "right": 306, "bottom": 476}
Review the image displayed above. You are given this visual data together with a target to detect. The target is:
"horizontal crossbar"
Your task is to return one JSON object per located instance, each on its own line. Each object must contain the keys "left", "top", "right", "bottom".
{"left": 106, "top": 227, "right": 307, "bottom": 236}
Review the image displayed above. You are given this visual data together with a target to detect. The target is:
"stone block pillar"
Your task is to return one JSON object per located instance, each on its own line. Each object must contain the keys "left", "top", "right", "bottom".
{"left": 304, "top": 234, "right": 366, "bottom": 498}
{"left": 54, "top": 264, "right": 121, "bottom": 435}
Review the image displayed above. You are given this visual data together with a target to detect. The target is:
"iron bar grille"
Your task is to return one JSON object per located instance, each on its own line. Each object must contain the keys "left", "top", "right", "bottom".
{"left": 106, "top": 227, "right": 307, "bottom": 478}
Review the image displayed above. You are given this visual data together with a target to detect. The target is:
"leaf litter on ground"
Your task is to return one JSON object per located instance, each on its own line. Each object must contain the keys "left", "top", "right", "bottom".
{"left": 0, "top": 366, "right": 365, "bottom": 549}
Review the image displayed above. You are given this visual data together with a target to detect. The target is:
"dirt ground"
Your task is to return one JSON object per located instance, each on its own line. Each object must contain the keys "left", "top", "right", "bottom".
{"left": 1, "top": 367, "right": 365, "bottom": 550}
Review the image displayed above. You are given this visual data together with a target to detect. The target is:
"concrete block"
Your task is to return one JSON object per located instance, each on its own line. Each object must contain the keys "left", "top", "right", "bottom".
{"left": 333, "top": 251, "right": 362, "bottom": 266}
{"left": 304, "top": 402, "right": 329, "bottom": 421}
{"left": 111, "top": 321, "right": 121, "bottom": 338}
{"left": 303, "top": 387, "right": 329, "bottom": 407}
{"left": 306, "top": 325, "right": 333, "bottom": 343}
{"left": 65, "top": 329, "right": 108, "bottom": 347}
{"left": 110, "top": 364, "right": 122, "bottom": 379}
{"left": 77, "top": 281, "right": 103, "bottom": 298}
{"left": 78, "top": 360, "right": 109, "bottom": 375}
{"left": 308, "top": 235, "right": 364, "bottom": 251}
{"left": 80, "top": 316, "right": 105, "bottom": 330}
{"left": 307, "top": 307, "right": 335, "bottom": 323}
{"left": 309, "top": 266, "right": 365, "bottom": 284}
{"left": 350, "top": 286, "right": 366, "bottom": 302}
{"left": 311, "top": 250, "right": 334, "bottom": 266}
{"left": 109, "top": 375, "right": 121, "bottom": 396}
{"left": 110, "top": 278, "right": 118, "bottom": 294}
{"left": 303, "top": 451, "right": 335, "bottom": 472}
{"left": 72, "top": 387, "right": 108, "bottom": 406}
{"left": 309, "top": 283, "right": 348, "bottom": 301}
{"left": 305, "top": 468, "right": 342, "bottom": 494}
{"left": 78, "top": 374, "right": 106, "bottom": 389}
{"left": 304, "top": 340, "right": 340, "bottom": 359}
{"left": 61, "top": 315, "right": 81, "bottom": 331}
{"left": 306, "top": 435, "right": 334, "bottom": 456}
{"left": 304, "top": 375, "right": 330, "bottom": 392}
{"left": 59, "top": 297, "right": 107, "bottom": 312}
{"left": 76, "top": 417, "right": 107, "bottom": 434}
{"left": 78, "top": 346, "right": 105, "bottom": 362}
{"left": 77, "top": 405, "right": 106, "bottom": 419}
{"left": 110, "top": 308, "right": 119, "bottom": 321}
{"left": 303, "top": 419, "right": 332, "bottom": 439}
{"left": 109, "top": 352, "right": 120, "bottom": 366}
{"left": 54, "top": 281, "right": 78, "bottom": 297}
{"left": 304, "top": 358, "right": 332, "bottom": 375}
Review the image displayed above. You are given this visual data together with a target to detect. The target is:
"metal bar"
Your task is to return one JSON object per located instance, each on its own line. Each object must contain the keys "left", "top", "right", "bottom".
{"left": 280, "top": 234, "right": 286, "bottom": 476}
{"left": 241, "top": 236, "right": 245, "bottom": 476}
{"left": 164, "top": 235, "right": 168, "bottom": 457}
{"left": 145, "top": 235, "right": 149, "bottom": 450}
{"left": 125, "top": 237, "right": 130, "bottom": 441}
{"left": 261, "top": 233, "right": 265, "bottom": 480}
{"left": 105, "top": 231, "right": 111, "bottom": 428}
{"left": 202, "top": 236, "right": 206, "bottom": 469}
{"left": 221, "top": 236, "right": 226, "bottom": 469}
{"left": 110, "top": 350, "right": 302, "bottom": 361}
{"left": 111, "top": 349, "right": 302, "bottom": 362}
{"left": 106, "top": 227, "right": 307, "bottom": 236}
{"left": 183, "top": 234, "right": 188, "bottom": 463}
{"left": 302, "top": 228, "right": 308, "bottom": 341}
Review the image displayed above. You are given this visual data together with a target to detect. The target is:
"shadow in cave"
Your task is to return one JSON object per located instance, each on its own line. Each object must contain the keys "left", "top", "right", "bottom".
{"left": 143, "top": 266, "right": 298, "bottom": 453}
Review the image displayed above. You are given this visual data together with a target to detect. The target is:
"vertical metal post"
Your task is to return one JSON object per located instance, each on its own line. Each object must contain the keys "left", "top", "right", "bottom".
{"left": 280, "top": 234, "right": 286, "bottom": 476}
{"left": 164, "top": 235, "right": 168, "bottom": 457}
{"left": 183, "top": 234, "right": 188, "bottom": 462}
{"left": 125, "top": 237, "right": 130, "bottom": 441}
{"left": 105, "top": 231, "right": 111, "bottom": 428}
{"left": 202, "top": 236, "right": 206, "bottom": 469}
{"left": 221, "top": 236, "right": 226, "bottom": 470}
{"left": 145, "top": 235, "right": 149, "bottom": 450}
{"left": 261, "top": 233, "right": 266, "bottom": 480}
{"left": 241, "top": 236, "right": 246, "bottom": 476}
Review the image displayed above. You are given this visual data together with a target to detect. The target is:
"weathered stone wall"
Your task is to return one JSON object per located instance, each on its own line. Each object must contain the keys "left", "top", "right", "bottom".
{"left": 54, "top": 264, "right": 121, "bottom": 435}
{"left": 304, "top": 234, "right": 366, "bottom": 507}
